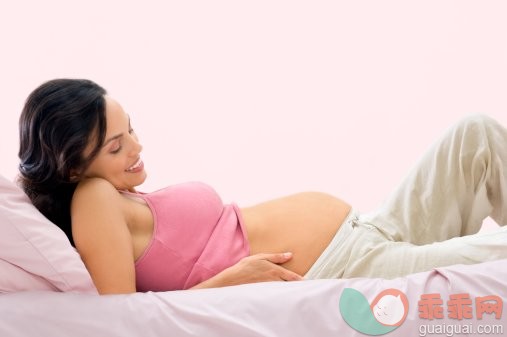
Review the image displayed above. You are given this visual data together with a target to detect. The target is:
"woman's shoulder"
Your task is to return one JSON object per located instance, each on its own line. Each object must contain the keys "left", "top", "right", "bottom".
{"left": 74, "top": 177, "right": 119, "bottom": 194}
{"left": 71, "top": 178, "right": 128, "bottom": 234}
{"left": 72, "top": 177, "right": 122, "bottom": 208}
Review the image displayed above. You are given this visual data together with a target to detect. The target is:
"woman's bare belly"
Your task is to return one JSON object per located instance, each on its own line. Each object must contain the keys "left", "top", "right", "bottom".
{"left": 240, "top": 192, "right": 351, "bottom": 276}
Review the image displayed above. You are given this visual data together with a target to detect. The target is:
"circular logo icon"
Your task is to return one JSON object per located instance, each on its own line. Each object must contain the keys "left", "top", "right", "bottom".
{"left": 339, "top": 288, "right": 409, "bottom": 335}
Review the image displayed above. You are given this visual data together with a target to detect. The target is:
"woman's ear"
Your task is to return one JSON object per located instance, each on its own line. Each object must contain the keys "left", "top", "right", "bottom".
{"left": 69, "top": 169, "right": 81, "bottom": 182}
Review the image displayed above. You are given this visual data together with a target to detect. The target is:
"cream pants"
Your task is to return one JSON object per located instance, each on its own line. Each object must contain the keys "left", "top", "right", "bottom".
{"left": 305, "top": 114, "right": 507, "bottom": 279}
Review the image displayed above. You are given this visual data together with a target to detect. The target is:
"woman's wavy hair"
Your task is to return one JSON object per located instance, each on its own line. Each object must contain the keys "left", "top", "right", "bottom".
{"left": 18, "top": 79, "right": 107, "bottom": 246}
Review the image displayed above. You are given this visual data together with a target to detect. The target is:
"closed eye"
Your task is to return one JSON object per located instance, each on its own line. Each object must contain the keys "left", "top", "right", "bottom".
{"left": 105, "top": 115, "right": 134, "bottom": 154}
{"left": 110, "top": 146, "right": 122, "bottom": 154}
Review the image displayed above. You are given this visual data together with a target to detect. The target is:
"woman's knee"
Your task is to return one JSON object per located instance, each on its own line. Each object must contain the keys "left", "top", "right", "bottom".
{"left": 455, "top": 114, "right": 500, "bottom": 133}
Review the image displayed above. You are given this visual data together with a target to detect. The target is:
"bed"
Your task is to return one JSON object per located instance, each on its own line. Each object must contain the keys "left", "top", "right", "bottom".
{"left": 1, "top": 174, "right": 505, "bottom": 337}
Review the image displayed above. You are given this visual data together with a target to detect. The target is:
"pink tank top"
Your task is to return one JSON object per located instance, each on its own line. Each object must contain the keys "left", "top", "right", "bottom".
{"left": 124, "top": 182, "right": 250, "bottom": 291}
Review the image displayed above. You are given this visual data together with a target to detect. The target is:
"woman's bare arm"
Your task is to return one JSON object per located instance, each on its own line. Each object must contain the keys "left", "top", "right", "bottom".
{"left": 71, "top": 178, "right": 137, "bottom": 294}
{"left": 190, "top": 253, "right": 303, "bottom": 289}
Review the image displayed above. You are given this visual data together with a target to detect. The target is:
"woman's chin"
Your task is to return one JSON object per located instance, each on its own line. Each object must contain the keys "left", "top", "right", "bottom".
{"left": 132, "top": 170, "right": 148, "bottom": 186}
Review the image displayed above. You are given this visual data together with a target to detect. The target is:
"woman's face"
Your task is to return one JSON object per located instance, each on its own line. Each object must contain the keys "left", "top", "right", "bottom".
{"left": 82, "top": 96, "right": 146, "bottom": 191}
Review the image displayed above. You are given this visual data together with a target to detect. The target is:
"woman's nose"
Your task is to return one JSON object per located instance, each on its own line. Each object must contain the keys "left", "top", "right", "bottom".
{"left": 132, "top": 141, "right": 143, "bottom": 155}
{"left": 127, "top": 133, "right": 142, "bottom": 155}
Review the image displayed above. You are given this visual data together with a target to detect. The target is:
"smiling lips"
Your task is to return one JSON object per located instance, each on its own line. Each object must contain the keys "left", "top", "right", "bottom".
{"left": 126, "top": 158, "right": 144, "bottom": 172}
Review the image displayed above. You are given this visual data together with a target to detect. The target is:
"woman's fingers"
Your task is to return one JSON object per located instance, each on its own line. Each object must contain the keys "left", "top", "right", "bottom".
{"left": 248, "top": 253, "right": 303, "bottom": 281}
{"left": 278, "top": 268, "right": 304, "bottom": 281}
{"left": 253, "top": 252, "right": 294, "bottom": 264}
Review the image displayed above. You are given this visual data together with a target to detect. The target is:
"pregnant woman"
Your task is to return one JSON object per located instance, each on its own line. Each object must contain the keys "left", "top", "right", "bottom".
{"left": 18, "top": 79, "right": 507, "bottom": 294}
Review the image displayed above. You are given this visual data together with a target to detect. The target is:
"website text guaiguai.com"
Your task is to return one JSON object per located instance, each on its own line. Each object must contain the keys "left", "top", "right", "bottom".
{"left": 419, "top": 323, "right": 503, "bottom": 336}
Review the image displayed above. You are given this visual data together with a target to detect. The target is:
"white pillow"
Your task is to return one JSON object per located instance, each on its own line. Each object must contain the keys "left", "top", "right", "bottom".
{"left": 0, "top": 258, "right": 56, "bottom": 292}
{"left": 0, "top": 174, "right": 97, "bottom": 293}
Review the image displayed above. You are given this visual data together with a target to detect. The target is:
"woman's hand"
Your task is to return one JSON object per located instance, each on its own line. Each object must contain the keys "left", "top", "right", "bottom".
{"left": 191, "top": 252, "right": 304, "bottom": 289}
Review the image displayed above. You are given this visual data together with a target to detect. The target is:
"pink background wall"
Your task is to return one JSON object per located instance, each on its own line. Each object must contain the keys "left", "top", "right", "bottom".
{"left": 1, "top": 1, "right": 506, "bottom": 229}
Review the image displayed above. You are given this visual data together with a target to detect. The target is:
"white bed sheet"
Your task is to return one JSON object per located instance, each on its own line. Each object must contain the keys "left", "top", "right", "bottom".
{"left": 1, "top": 259, "right": 506, "bottom": 337}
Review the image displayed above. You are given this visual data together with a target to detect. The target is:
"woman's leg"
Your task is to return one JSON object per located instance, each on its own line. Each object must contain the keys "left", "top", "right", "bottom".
{"left": 342, "top": 225, "right": 507, "bottom": 279}
{"left": 360, "top": 114, "right": 507, "bottom": 245}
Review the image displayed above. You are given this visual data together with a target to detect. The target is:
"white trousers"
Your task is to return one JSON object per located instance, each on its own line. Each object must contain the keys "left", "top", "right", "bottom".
{"left": 305, "top": 114, "right": 507, "bottom": 279}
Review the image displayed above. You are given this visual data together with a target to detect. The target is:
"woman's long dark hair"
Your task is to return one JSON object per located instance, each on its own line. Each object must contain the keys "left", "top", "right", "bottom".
{"left": 18, "top": 79, "right": 108, "bottom": 246}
